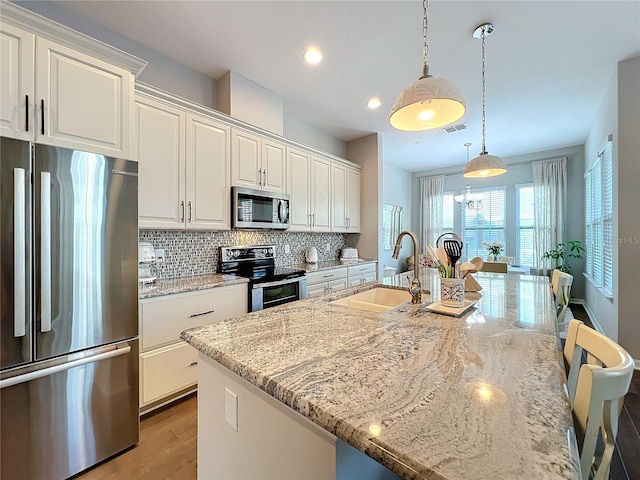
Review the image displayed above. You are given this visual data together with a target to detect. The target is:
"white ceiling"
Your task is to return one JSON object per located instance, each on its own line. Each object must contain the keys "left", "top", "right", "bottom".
{"left": 52, "top": 0, "right": 639, "bottom": 172}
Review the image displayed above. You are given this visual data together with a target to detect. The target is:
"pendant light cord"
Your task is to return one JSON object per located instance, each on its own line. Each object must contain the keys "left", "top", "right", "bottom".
{"left": 480, "top": 26, "right": 487, "bottom": 154}
{"left": 421, "top": 0, "right": 430, "bottom": 78}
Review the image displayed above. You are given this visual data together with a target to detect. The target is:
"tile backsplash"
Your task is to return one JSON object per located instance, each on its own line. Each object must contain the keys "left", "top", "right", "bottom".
{"left": 139, "top": 230, "right": 348, "bottom": 279}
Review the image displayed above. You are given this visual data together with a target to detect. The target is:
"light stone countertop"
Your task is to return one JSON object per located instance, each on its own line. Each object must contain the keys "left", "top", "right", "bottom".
{"left": 180, "top": 269, "right": 580, "bottom": 480}
{"left": 293, "top": 258, "right": 378, "bottom": 272}
{"left": 138, "top": 273, "right": 248, "bottom": 299}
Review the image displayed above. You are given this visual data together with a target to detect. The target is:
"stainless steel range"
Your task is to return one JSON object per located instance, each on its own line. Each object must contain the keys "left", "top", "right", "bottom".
{"left": 219, "top": 246, "right": 307, "bottom": 312}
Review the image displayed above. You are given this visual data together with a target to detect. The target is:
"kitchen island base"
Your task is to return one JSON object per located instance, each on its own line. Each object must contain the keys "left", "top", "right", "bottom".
{"left": 198, "top": 353, "right": 400, "bottom": 480}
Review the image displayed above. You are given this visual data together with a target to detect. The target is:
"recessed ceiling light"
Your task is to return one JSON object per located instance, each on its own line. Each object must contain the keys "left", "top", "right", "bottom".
{"left": 367, "top": 98, "right": 381, "bottom": 109}
{"left": 303, "top": 48, "right": 322, "bottom": 64}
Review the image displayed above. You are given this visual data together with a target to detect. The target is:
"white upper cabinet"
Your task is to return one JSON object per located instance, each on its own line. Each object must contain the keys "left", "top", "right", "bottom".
{"left": 286, "top": 146, "right": 311, "bottom": 231}
{"left": 0, "top": 23, "right": 34, "bottom": 141}
{"left": 136, "top": 90, "right": 231, "bottom": 231}
{"left": 231, "top": 128, "right": 286, "bottom": 193}
{"left": 331, "top": 162, "right": 361, "bottom": 233}
{"left": 309, "top": 154, "right": 331, "bottom": 232}
{"left": 1, "top": 4, "right": 145, "bottom": 157}
{"left": 186, "top": 113, "right": 230, "bottom": 230}
{"left": 136, "top": 95, "right": 186, "bottom": 229}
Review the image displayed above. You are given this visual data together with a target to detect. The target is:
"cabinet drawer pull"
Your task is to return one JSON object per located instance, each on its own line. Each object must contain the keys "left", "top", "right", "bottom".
{"left": 189, "top": 361, "right": 198, "bottom": 367}
{"left": 40, "top": 99, "right": 45, "bottom": 135}
{"left": 189, "top": 309, "right": 215, "bottom": 318}
{"left": 25, "top": 95, "right": 29, "bottom": 132}
{"left": 323, "top": 274, "right": 334, "bottom": 278}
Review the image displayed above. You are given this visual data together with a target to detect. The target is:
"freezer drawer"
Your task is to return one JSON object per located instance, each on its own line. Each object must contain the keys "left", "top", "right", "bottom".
{"left": 0, "top": 340, "right": 139, "bottom": 480}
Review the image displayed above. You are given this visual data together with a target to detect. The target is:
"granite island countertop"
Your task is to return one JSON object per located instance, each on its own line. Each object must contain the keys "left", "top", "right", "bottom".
{"left": 180, "top": 269, "right": 580, "bottom": 480}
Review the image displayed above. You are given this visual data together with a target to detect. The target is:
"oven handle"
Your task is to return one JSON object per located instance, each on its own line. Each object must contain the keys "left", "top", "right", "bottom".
{"left": 252, "top": 276, "right": 305, "bottom": 289}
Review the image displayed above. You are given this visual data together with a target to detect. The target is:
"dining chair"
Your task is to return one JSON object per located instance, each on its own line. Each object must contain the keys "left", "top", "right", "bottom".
{"left": 551, "top": 269, "right": 560, "bottom": 298}
{"left": 554, "top": 271, "right": 573, "bottom": 333}
{"left": 563, "top": 322, "right": 634, "bottom": 480}
{"left": 481, "top": 261, "right": 508, "bottom": 273}
{"left": 498, "top": 255, "right": 515, "bottom": 265}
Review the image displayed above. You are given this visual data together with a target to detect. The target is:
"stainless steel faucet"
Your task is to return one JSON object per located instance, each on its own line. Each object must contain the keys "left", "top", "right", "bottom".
{"left": 391, "top": 230, "right": 422, "bottom": 304}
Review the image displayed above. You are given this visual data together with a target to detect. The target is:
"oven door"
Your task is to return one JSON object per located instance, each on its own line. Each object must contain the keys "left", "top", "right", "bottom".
{"left": 251, "top": 277, "right": 307, "bottom": 312}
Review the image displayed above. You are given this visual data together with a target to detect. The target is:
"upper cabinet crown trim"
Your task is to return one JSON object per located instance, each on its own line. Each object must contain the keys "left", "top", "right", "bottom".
{"left": 135, "top": 82, "right": 361, "bottom": 171}
{"left": 1, "top": 1, "right": 147, "bottom": 76}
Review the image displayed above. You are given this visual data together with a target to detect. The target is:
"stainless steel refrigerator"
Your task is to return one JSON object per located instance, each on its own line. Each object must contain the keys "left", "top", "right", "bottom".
{"left": 1, "top": 137, "right": 139, "bottom": 479}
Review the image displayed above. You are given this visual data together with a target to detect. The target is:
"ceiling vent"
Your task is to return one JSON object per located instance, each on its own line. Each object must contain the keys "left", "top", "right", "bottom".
{"left": 443, "top": 123, "right": 467, "bottom": 134}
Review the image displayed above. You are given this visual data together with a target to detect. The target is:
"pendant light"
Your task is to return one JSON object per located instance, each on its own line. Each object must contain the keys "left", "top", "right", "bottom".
{"left": 463, "top": 23, "right": 507, "bottom": 178}
{"left": 389, "top": 0, "right": 465, "bottom": 131}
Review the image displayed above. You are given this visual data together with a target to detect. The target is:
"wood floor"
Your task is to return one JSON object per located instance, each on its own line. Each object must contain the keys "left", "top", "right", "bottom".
{"left": 74, "top": 308, "right": 640, "bottom": 480}
{"left": 73, "top": 394, "right": 197, "bottom": 480}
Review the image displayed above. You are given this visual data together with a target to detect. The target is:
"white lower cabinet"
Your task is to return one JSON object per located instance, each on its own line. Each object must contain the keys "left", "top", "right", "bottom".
{"left": 140, "top": 342, "right": 198, "bottom": 406}
{"left": 139, "top": 284, "right": 247, "bottom": 412}
{"left": 347, "top": 263, "right": 377, "bottom": 287}
{"left": 306, "top": 267, "right": 348, "bottom": 297}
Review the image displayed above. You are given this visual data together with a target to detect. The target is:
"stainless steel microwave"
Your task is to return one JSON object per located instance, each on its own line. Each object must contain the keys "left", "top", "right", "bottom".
{"left": 232, "top": 186, "right": 290, "bottom": 229}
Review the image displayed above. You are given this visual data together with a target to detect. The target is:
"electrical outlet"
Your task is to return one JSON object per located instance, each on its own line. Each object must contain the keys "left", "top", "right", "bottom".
{"left": 155, "top": 248, "right": 165, "bottom": 263}
{"left": 284, "top": 244, "right": 290, "bottom": 254}
{"left": 325, "top": 243, "right": 331, "bottom": 252}
{"left": 225, "top": 387, "right": 238, "bottom": 431}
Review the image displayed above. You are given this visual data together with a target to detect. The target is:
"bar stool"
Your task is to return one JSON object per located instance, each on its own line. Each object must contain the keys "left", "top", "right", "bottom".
{"left": 553, "top": 271, "right": 573, "bottom": 334}
{"left": 564, "top": 322, "right": 634, "bottom": 480}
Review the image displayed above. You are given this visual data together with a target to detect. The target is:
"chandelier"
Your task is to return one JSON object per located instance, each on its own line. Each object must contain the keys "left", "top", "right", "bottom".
{"left": 455, "top": 185, "right": 483, "bottom": 210}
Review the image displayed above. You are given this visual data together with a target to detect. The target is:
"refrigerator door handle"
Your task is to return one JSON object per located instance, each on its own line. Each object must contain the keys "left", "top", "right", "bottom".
{"left": 14, "top": 168, "right": 26, "bottom": 337}
{"left": 0, "top": 344, "right": 132, "bottom": 389}
{"left": 41, "top": 172, "right": 52, "bottom": 332}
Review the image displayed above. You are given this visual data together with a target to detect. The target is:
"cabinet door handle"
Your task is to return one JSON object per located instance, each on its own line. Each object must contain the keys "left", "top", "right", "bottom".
{"left": 189, "top": 309, "right": 215, "bottom": 318}
{"left": 25, "top": 95, "right": 29, "bottom": 132}
{"left": 258, "top": 168, "right": 262, "bottom": 187}
{"left": 189, "top": 361, "right": 198, "bottom": 367}
{"left": 40, "top": 99, "right": 45, "bottom": 135}
{"left": 188, "top": 201, "right": 192, "bottom": 222}
{"left": 262, "top": 169, "right": 267, "bottom": 186}
{"left": 180, "top": 201, "right": 185, "bottom": 222}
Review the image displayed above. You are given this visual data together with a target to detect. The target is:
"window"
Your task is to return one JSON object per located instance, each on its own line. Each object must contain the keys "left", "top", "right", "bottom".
{"left": 462, "top": 187, "right": 506, "bottom": 259}
{"left": 585, "top": 135, "right": 613, "bottom": 296}
{"left": 442, "top": 192, "right": 454, "bottom": 233}
{"left": 516, "top": 185, "right": 535, "bottom": 266}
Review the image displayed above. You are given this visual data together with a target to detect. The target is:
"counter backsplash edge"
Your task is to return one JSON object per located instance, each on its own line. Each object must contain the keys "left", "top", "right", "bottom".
{"left": 139, "top": 230, "right": 348, "bottom": 279}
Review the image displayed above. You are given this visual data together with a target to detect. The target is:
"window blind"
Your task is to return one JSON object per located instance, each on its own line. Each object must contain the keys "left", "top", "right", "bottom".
{"left": 592, "top": 158, "right": 603, "bottom": 286}
{"left": 602, "top": 139, "right": 613, "bottom": 295}
{"left": 585, "top": 170, "right": 593, "bottom": 276}
{"left": 442, "top": 193, "right": 454, "bottom": 233}
{"left": 516, "top": 185, "right": 535, "bottom": 266}
{"left": 463, "top": 188, "right": 506, "bottom": 259}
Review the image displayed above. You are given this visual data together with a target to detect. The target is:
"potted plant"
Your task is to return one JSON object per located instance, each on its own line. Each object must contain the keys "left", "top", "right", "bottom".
{"left": 541, "top": 240, "right": 585, "bottom": 273}
{"left": 483, "top": 241, "right": 504, "bottom": 262}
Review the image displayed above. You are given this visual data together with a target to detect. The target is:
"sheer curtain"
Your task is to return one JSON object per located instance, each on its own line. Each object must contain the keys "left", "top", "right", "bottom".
{"left": 419, "top": 175, "right": 444, "bottom": 251}
{"left": 532, "top": 158, "right": 567, "bottom": 275}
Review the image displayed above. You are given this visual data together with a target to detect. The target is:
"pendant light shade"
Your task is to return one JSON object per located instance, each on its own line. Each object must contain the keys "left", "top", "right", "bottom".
{"left": 390, "top": 0, "right": 465, "bottom": 131}
{"left": 463, "top": 23, "right": 506, "bottom": 178}
{"left": 390, "top": 77, "right": 466, "bottom": 131}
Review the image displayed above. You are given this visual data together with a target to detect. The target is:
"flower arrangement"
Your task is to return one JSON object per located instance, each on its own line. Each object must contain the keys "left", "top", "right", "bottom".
{"left": 483, "top": 240, "right": 504, "bottom": 257}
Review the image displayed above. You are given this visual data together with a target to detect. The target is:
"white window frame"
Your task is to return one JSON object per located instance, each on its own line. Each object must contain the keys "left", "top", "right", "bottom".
{"left": 461, "top": 186, "right": 507, "bottom": 260}
{"left": 584, "top": 135, "right": 613, "bottom": 298}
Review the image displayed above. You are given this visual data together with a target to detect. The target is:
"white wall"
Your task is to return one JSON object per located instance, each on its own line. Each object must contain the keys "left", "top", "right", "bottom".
{"left": 584, "top": 67, "right": 619, "bottom": 341}
{"left": 586, "top": 56, "right": 640, "bottom": 359}
{"left": 411, "top": 145, "right": 586, "bottom": 299}
{"left": 616, "top": 56, "right": 640, "bottom": 360}
{"left": 284, "top": 113, "right": 347, "bottom": 159}
{"left": 346, "top": 134, "right": 382, "bottom": 276}
{"left": 381, "top": 162, "right": 413, "bottom": 273}
{"left": 219, "top": 71, "right": 284, "bottom": 135}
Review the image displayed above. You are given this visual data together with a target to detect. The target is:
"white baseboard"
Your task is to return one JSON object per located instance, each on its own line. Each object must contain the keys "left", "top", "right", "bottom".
{"left": 578, "top": 301, "right": 640, "bottom": 370}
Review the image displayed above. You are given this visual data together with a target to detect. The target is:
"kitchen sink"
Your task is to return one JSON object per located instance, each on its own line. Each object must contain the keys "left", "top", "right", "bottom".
{"left": 330, "top": 287, "right": 412, "bottom": 312}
